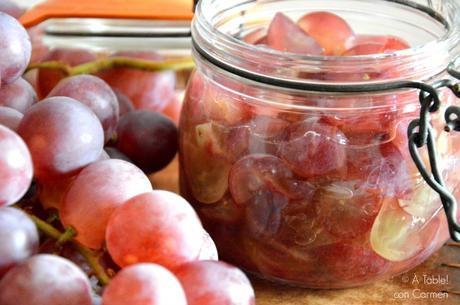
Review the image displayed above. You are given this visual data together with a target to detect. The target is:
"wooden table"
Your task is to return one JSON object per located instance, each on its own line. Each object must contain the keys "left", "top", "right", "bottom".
{"left": 152, "top": 159, "right": 460, "bottom": 305}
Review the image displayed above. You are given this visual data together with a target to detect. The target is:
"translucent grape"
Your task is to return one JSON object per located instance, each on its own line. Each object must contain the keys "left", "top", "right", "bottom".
{"left": 0, "top": 254, "right": 92, "bottom": 305}
{"left": 106, "top": 191, "right": 203, "bottom": 269}
{"left": 18, "top": 97, "right": 104, "bottom": 182}
{"left": 0, "top": 125, "right": 33, "bottom": 206}
{"left": 60, "top": 159, "right": 152, "bottom": 249}
{"left": 116, "top": 110, "right": 178, "bottom": 174}
{"left": 0, "top": 207, "right": 38, "bottom": 276}
{"left": 174, "top": 260, "right": 255, "bottom": 305}
{"left": 0, "top": 13, "right": 31, "bottom": 84}
{"left": 48, "top": 75, "right": 119, "bottom": 142}
{"left": 0, "top": 77, "right": 37, "bottom": 113}
{"left": 102, "top": 263, "right": 187, "bottom": 305}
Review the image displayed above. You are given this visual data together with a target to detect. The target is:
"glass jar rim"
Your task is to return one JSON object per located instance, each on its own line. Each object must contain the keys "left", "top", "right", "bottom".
{"left": 193, "top": 0, "right": 460, "bottom": 88}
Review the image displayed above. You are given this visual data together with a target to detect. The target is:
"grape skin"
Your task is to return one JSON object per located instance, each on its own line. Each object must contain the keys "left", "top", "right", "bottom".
{"left": 60, "top": 159, "right": 152, "bottom": 249}
{"left": 18, "top": 97, "right": 104, "bottom": 182}
{"left": 0, "top": 106, "right": 23, "bottom": 131}
{"left": 0, "top": 125, "right": 33, "bottom": 206}
{"left": 0, "top": 77, "right": 37, "bottom": 113}
{"left": 0, "top": 207, "right": 38, "bottom": 276}
{"left": 102, "top": 263, "right": 187, "bottom": 305}
{"left": 0, "top": 254, "right": 92, "bottom": 305}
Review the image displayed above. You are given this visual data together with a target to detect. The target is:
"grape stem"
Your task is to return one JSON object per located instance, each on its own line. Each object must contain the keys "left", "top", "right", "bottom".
{"left": 26, "top": 56, "right": 195, "bottom": 76}
{"left": 27, "top": 213, "right": 111, "bottom": 286}
{"left": 56, "top": 227, "right": 77, "bottom": 246}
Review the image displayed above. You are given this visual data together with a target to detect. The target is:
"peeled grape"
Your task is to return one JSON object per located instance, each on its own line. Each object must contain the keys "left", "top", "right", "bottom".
{"left": 0, "top": 13, "right": 31, "bottom": 84}
{"left": 49, "top": 75, "right": 119, "bottom": 142}
{"left": 0, "top": 77, "right": 37, "bottom": 113}
{"left": 0, "top": 0, "right": 24, "bottom": 19}
{"left": 113, "top": 90, "right": 135, "bottom": 117}
{"left": 60, "top": 159, "right": 152, "bottom": 249}
{"left": 0, "top": 207, "right": 38, "bottom": 276}
{"left": 0, "top": 106, "right": 23, "bottom": 131}
{"left": 0, "top": 254, "right": 92, "bottom": 305}
{"left": 98, "top": 51, "right": 176, "bottom": 112}
{"left": 18, "top": 97, "right": 104, "bottom": 182}
{"left": 106, "top": 191, "right": 203, "bottom": 269}
{"left": 174, "top": 260, "right": 255, "bottom": 305}
{"left": 37, "top": 49, "right": 97, "bottom": 97}
{"left": 0, "top": 125, "right": 33, "bottom": 207}
{"left": 116, "top": 110, "right": 178, "bottom": 174}
{"left": 102, "top": 263, "right": 187, "bottom": 305}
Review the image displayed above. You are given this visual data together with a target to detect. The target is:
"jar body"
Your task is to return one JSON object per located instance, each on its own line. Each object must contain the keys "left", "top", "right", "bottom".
{"left": 180, "top": 0, "right": 460, "bottom": 288}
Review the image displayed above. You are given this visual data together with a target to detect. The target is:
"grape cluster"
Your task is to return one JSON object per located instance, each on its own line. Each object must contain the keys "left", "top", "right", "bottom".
{"left": 0, "top": 9, "right": 255, "bottom": 305}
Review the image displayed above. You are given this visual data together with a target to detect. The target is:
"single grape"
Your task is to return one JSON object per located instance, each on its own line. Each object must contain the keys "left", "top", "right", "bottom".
{"left": 102, "top": 263, "right": 187, "bottom": 305}
{"left": 0, "top": 106, "right": 23, "bottom": 131}
{"left": 104, "top": 147, "right": 132, "bottom": 163}
{"left": 113, "top": 89, "right": 135, "bottom": 117}
{"left": 0, "top": 77, "right": 37, "bottom": 113}
{"left": 174, "top": 260, "right": 255, "bottom": 305}
{"left": 0, "top": 0, "right": 25, "bottom": 18}
{"left": 116, "top": 110, "right": 178, "bottom": 174}
{"left": 98, "top": 51, "right": 176, "bottom": 112}
{"left": 0, "top": 254, "right": 92, "bottom": 305}
{"left": 48, "top": 75, "right": 119, "bottom": 142}
{"left": 106, "top": 191, "right": 203, "bottom": 269}
{"left": 0, "top": 207, "right": 38, "bottom": 277}
{"left": 17, "top": 97, "right": 104, "bottom": 182}
{"left": 0, "top": 13, "right": 31, "bottom": 84}
{"left": 60, "top": 159, "right": 152, "bottom": 249}
{"left": 267, "top": 13, "right": 323, "bottom": 55}
{"left": 36, "top": 48, "right": 97, "bottom": 97}
{"left": 0, "top": 125, "right": 33, "bottom": 207}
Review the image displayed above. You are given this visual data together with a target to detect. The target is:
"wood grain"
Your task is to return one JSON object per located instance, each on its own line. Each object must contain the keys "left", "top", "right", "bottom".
{"left": 151, "top": 158, "right": 460, "bottom": 305}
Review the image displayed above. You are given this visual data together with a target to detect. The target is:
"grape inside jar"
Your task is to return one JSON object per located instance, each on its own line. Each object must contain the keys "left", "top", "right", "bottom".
{"left": 180, "top": 0, "right": 460, "bottom": 288}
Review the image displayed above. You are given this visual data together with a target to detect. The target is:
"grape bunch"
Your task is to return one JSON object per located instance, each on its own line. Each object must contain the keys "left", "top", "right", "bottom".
{"left": 0, "top": 10, "right": 255, "bottom": 305}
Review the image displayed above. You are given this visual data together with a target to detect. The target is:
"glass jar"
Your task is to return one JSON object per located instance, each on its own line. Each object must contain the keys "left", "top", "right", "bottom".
{"left": 179, "top": 0, "right": 460, "bottom": 288}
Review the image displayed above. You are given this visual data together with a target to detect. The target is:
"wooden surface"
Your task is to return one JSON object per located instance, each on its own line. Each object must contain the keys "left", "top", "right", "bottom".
{"left": 152, "top": 158, "right": 460, "bottom": 305}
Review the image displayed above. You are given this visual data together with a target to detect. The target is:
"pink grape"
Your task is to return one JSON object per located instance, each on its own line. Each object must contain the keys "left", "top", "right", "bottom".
{"left": 113, "top": 89, "right": 135, "bottom": 116}
{"left": 0, "top": 13, "right": 31, "bottom": 84}
{"left": 0, "top": 106, "right": 23, "bottom": 131}
{"left": 0, "top": 0, "right": 25, "bottom": 19}
{"left": 0, "top": 254, "right": 92, "bottom": 305}
{"left": 0, "top": 207, "right": 38, "bottom": 276}
{"left": 18, "top": 97, "right": 104, "bottom": 182}
{"left": 106, "top": 191, "right": 203, "bottom": 269}
{"left": 98, "top": 51, "right": 176, "bottom": 112}
{"left": 48, "top": 75, "right": 119, "bottom": 142}
{"left": 60, "top": 159, "right": 152, "bottom": 249}
{"left": 37, "top": 49, "right": 97, "bottom": 97}
{"left": 0, "top": 77, "right": 37, "bottom": 113}
{"left": 0, "top": 125, "right": 33, "bottom": 206}
{"left": 174, "top": 260, "right": 255, "bottom": 305}
{"left": 102, "top": 263, "right": 187, "bottom": 305}
{"left": 116, "top": 110, "right": 178, "bottom": 174}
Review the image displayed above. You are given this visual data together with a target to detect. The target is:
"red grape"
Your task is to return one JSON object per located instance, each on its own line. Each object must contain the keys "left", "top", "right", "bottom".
{"left": 0, "top": 106, "right": 23, "bottom": 131}
{"left": 298, "top": 11, "right": 354, "bottom": 55}
{"left": 48, "top": 75, "right": 119, "bottom": 142}
{"left": 0, "top": 207, "right": 38, "bottom": 276}
{"left": 0, "top": 125, "right": 33, "bottom": 207}
{"left": 279, "top": 118, "right": 347, "bottom": 179}
{"left": 267, "top": 13, "right": 323, "bottom": 55}
{"left": 0, "top": 0, "right": 24, "bottom": 19}
{"left": 116, "top": 110, "right": 178, "bottom": 174}
{"left": 60, "top": 159, "right": 152, "bottom": 249}
{"left": 37, "top": 175, "right": 76, "bottom": 210}
{"left": 113, "top": 89, "right": 134, "bottom": 117}
{"left": 0, "top": 77, "right": 37, "bottom": 113}
{"left": 102, "top": 263, "right": 187, "bottom": 305}
{"left": 18, "top": 97, "right": 104, "bottom": 182}
{"left": 98, "top": 51, "right": 176, "bottom": 112}
{"left": 106, "top": 191, "right": 203, "bottom": 269}
{"left": 174, "top": 260, "right": 255, "bottom": 305}
{"left": 0, "top": 254, "right": 92, "bottom": 305}
{"left": 0, "top": 13, "right": 31, "bottom": 84}
{"left": 36, "top": 49, "right": 97, "bottom": 97}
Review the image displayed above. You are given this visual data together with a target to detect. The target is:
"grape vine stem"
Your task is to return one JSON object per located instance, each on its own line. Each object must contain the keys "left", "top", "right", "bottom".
{"left": 26, "top": 57, "right": 195, "bottom": 76}
{"left": 27, "top": 213, "right": 111, "bottom": 286}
